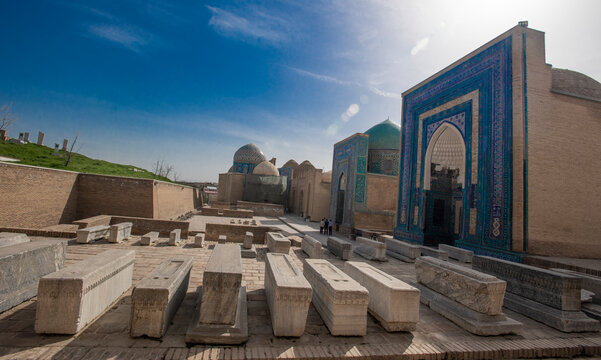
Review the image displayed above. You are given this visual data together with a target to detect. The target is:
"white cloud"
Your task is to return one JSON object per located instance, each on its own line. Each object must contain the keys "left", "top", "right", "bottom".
{"left": 410, "top": 36, "right": 430, "bottom": 56}
{"left": 287, "top": 66, "right": 352, "bottom": 85}
{"left": 88, "top": 24, "right": 151, "bottom": 52}
{"left": 368, "top": 86, "right": 401, "bottom": 99}
{"left": 206, "top": 6, "right": 290, "bottom": 45}
{"left": 340, "top": 103, "right": 359, "bottom": 122}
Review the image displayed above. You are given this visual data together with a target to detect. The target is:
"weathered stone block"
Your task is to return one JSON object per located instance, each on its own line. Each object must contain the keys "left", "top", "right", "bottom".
{"left": 77, "top": 225, "right": 110, "bottom": 244}
{"left": 130, "top": 256, "right": 193, "bottom": 338}
{"left": 168, "top": 229, "right": 181, "bottom": 246}
{"left": 344, "top": 261, "right": 419, "bottom": 331}
{"left": 327, "top": 236, "right": 353, "bottom": 261}
{"left": 473, "top": 255, "right": 582, "bottom": 311}
{"left": 419, "top": 246, "right": 448, "bottom": 260}
{"left": 0, "top": 232, "right": 30, "bottom": 248}
{"left": 303, "top": 259, "right": 368, "bottom": 336}
{"left": 416, "top": 256, "right": 506, "bottom": 315}
{"left": 551, "top": 268, "right": 601, "bottom": 305}
{"left": 301, "top": 235, "right": 323, "bottom": 259}
{"left": 186, "top": 244, "right": 247, "bottom": 344}
{"left": 199, "top": 244, "right": 242, "bottom": 325}
{"left": 354, "top": 237, "right": 387, "bottom": 261}
{"left": 438, "top": 244, "right": 473, "bottom": 263}
{"left": 267, "top": 232, "right": 291, "bottom": 254}
{"left": 194, "top": 234, "right": 204, "bottom": 248}
{"left": 35, "top": 249, "right": 135, "bottom": 334}
{"left": 201, "top": 207, "right": 220, "bottom": 216}
{"left": 243, "top": 232, "right": 253, "bottom": 249}
{"left": 385, "top": 238, "right": 420, "bottom": 262}
{"left": 240, "top": 244, "right": 257, "bottom": 258}
{"left": 109, "top": 222, "right": 132, "bottom": 243}
{"left": 0, "top": 239, "right": 66, "bottom": 313}
{"left": 218, "top": 235, "right": 227, "bottom": 244}
{"left": 140, "top": 231, "right": 159, "bottom": 246}
{"left": 265, "top": 253, "right": 312, "bottom": 337}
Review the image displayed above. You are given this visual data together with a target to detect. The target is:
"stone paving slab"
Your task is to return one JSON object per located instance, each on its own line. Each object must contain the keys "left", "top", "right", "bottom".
{"left": 1, "top": 220, "right": 601, "bottom": 359}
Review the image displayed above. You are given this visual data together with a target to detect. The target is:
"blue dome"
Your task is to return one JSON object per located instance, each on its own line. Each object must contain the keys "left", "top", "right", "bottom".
{"left": 364, "top": 119, "right": 401, "bottom": 150}
{"left": 233, "top": 143, "right": 266, "bottom": 165}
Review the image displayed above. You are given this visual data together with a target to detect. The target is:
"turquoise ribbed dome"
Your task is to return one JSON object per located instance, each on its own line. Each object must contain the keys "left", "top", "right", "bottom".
{"left": 364, "top": 119, "right": 401, "bottom": 150}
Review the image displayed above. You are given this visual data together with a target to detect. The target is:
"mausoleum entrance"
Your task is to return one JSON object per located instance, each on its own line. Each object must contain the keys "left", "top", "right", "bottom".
{"left": 335, "top": 173, "right": 346, "bottom": 225}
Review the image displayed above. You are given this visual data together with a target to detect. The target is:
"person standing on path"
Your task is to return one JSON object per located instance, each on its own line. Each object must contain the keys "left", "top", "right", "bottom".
{"left": 328, "top": 219, "right": 333, "bottom": 235}
{"left": 319, "top": 218, "right": 325, "bottom": 234}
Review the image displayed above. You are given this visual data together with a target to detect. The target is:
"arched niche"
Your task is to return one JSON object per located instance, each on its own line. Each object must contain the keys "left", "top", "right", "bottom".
{"left": 423, "top": 123, "right": 466, "bottom": 190}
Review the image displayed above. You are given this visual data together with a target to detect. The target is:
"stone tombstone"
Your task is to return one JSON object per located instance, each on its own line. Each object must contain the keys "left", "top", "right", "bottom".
{"left": 327, "top": 236, "right": 353, "bottom": 260}
{"left": 415, "top": 256, "right": 522, "bottom": 336}
{"left": 265, "top": 253, "right": 312, "bottom": 337}
{"left": 23, "top": 132, "right": 29, "bottom": 142}
{"left": 218, "top": 235, "right": 227, "bottom": 244}
{"left": 419, "top": 246, "right": 448, "bottom": 260}
{"left": 240, "top": 231, "right": 257, "bottom": 258}
{"left": 18, "top": 132, "right": 23, "bottom": 141}
{"left": 35, "top": 249, "right": 135, "bottom": 334}
{"left": 438, "top": 244, "right": 473, "bottom": 263}
{"left": 303, "top": 259, "right": 368, "bottom": 336}
{"left": 354, "top": 236, "right": 387, "bottom": 261}
{"left": 344, "top": 261, "right": 420, "bottom": 331}
{"left": 169, "top": 229, "right": 181, "bottom": 246}
{"left": 194, "top": 234, "right": 205, "bottom": 248}
{"left": 140, "top": 231, "right": 159, "bottom": 246}
{"left": 62, "top": 138, "right": 68, "bottom": 151}
{"left": 186, "top": 244, "right": 248, "bottom": 344}
{"left": 0, "top": 239, "right": 66, "bottom": 313}
{"left": 551, "top": 268, "right": 601, "bottom": 305}
{"left": 109, "top": 222, "right": 132, "bottom": 243}
{"left": 36, "top": 131, "right": 44, "bottom": 145}
{"left": 385, "top": 237, "right": 421, "bottom": 262}
{"left": 267, "top": 232, "right": 291, "bottom": 254}
{"left": 472, "top": 255, "right": 600, "bottom": 332}
{"left": 77, "top": 225, "right": 110, "bottom": 244}
{"left": 243, "top": 232, "right": 253, "bottom": 249}
{"left": 130, "top": 256, "right": 193, "bottom": 338}
{"left": 0, "top": 232, "right": 30, "bottom": 248}
{"left": 301, "top": 235, "right": 323, "bottom": 259}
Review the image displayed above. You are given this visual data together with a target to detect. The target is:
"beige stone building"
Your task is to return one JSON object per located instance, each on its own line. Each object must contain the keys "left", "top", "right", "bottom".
{"left": 288, "top": 160, "right": 331, "bottom": 221}
{"left": 395, "top": 23, "right": 601, "bottom": 260}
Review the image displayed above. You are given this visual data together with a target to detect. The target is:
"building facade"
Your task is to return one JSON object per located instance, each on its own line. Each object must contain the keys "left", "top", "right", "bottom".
{"left": 288, "top": 160, "right": 331, "bottom": 221}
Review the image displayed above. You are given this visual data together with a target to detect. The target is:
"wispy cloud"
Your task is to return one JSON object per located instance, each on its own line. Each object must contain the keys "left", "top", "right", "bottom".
{"left": 88, "top": 24, "right": 152, "bottom": 52}
{"left": 287, "top": 66, "right": 353, "bottom": 85}
{"left": 411, "top": 36, "right": 430, "bottom": 56}
{"left": 206, "top": 6, "right": 290, "bottom": 45}
{"left": 341, "top": 103, "right": 360, "bottom": 122}
{"left": 368, "top": 86, "right": 401, "bottom": 99}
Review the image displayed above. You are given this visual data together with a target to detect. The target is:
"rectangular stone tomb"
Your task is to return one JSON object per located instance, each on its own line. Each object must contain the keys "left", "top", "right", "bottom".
{"left": 344, "top": 261, "right": 419, "bottom": 331}
{"left": 267, "top": 232, "right": 291, "bottom": 254}
{"left": 186, "top": 244, "right": 248, "bottom": 344}
{"left": 240, "top": 232, "right": 256, "bottom": 258}
{"left": 551, "top": 268, "right": 601, "bottom": 304}
{"left": 419, "top": 246, "right": 448, "bottom": 260}
{"left": 303, "top": 259, "right": 368, "bottom": 336}
{"left": 438, "top": 244, "right": 473, "bottom": 263}
{"left": 140, "top": 232, "right": 159, "bottom": 246}
{"left": 218, "top": 235, "right": 227, "bottom": 244}
{"left": 109, "top": 222, "right": 132, "bottom": 243}
{"left": 35, "top": 249, "right": 135, "bottom": 334}
{"left": 0, "top": 239, "right": 66, "bottom": 313}
{"left": 0, "top": 232, "right": 30, "bottom": 248}
{"left": 301, "top": 235, "right": 323, "bottom": 259}
{"left": 77, "top": 225, "right": 110, "bottom": 244}
{"left": 194, "top": 234, "right": 204, "bottom": 248}
{"left": 130, "top": 256, "right": 193, "bottom": 338}
{"left": 265, "top": 253, "right": 312, "bottom": 337}
{"left": 385, "top": 238, "right": 420, "bottom": 262}
{"left": 169, "top": 229, "right": 181, "bottom": 246}
{"left": 472, "top": 256, "right": 599, "bottom": 332}
{"left": 415, "top": 256, "right": 521, "bottom": 335}
{"left": 354, "top": 236, "right": 387, "bottom": 261}
{"left": 201, "top": 207, "right": 220, "bottom": 216}
{"left": 327, "top": 236, "right": 353, "bottom": 260}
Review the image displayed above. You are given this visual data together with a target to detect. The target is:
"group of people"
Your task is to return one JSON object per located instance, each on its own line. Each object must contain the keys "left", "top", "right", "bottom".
{"left": 320, "top": 218, "right": 333, "bottom": 235}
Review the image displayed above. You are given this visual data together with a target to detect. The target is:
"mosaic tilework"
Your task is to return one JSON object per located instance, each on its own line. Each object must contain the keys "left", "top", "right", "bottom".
{"left": 233, "top": 144, "right": 266, "bottom": 165}
{"left": 368, "top": 150, "right": 400, "bottom": 176}
{"left": 232, "top": 162, "right": 257, "bottom": 174}
{"left": 395, "top": 35, "right": 514, "bottom": 257}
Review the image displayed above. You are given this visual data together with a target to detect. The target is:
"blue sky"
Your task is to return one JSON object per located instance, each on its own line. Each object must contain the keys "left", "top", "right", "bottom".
{"left": 1, "top": 0, "right": 600, "bottom": 182}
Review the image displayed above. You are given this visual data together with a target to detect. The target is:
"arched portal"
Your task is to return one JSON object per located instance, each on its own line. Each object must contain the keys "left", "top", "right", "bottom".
{"left": 335, "top": 173, "right": 346, "bottom": 224}
{"left": 299, "top": 190, "right": 304, "bottom": 217}
{"left": 422, "top": 123, "right": 466, "bottom": 246}
{"left": 306, "top": 184, "right": 311, "bottom": 219}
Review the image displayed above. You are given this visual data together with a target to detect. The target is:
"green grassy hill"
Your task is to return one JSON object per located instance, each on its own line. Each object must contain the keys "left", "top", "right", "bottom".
{"left": 0, "top": 141, "right": 171, "bottom": 182}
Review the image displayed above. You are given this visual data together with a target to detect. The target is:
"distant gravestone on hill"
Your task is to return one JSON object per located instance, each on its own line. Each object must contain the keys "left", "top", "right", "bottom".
{"left": 37, "top": 131, "right": 44, "bottom": 145}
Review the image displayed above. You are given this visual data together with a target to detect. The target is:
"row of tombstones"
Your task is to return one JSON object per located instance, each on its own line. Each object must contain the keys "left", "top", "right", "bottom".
{"left": 76, "top": 223, "right": 186, "bottom": 246}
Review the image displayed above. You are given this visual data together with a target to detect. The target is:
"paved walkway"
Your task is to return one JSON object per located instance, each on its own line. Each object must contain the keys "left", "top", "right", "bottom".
{"left": 2, "top": 222, "right": 601, "bottom": 359}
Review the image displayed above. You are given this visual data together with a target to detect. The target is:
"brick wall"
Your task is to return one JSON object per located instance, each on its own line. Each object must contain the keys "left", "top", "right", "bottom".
{"left": 0, "top": 163, "right": 78, "bottom": 228}
{"left": 154, "top": 181, "right": 201, "bottom": 220}
{"left": 236, "top": 201, "right": 284, "bottom": 216}
{"left": 366, "top": 173, "right": 398, "bottom": 212}
{"left": 222, "top": 209, "right": 253, "bottom": 218}
{"left": 353, "top": 211, "right": 395, "bottom": 231}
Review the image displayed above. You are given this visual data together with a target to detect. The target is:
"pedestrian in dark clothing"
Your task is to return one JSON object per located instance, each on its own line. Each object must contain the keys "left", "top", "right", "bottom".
{"left": 328, "top": 219, "right": 333, "bottom": 235}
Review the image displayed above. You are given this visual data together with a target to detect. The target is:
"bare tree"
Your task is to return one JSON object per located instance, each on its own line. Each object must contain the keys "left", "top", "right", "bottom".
{"left": 0, "top": 103, "right": 17, "bottom": 131}
{"left": 152, "top": 159, "right": 174, "bottom": 180}
{"left": 64, "top": 132, "right": 80, "bottom": 167}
